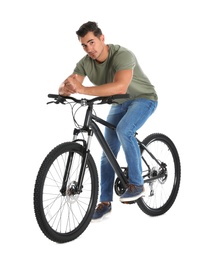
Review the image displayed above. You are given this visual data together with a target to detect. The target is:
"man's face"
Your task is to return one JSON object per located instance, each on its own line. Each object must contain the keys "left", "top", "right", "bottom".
{"left": 79, "top": 31, "right": 105, "bottom": 61}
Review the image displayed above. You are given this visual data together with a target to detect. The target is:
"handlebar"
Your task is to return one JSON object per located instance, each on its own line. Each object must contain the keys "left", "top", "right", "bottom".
{"left": 47, "top": 94, "right": 130, "bottom": 105}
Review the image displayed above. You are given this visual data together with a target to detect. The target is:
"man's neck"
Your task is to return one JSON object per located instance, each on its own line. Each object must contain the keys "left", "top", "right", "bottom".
{"left": 96, "top": 44, "right": 109, "bottom": 63}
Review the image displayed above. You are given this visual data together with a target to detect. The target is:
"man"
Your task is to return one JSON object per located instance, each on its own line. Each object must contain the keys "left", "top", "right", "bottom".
{"left": 59, "top": 21, "right": 158, "bottom": 221}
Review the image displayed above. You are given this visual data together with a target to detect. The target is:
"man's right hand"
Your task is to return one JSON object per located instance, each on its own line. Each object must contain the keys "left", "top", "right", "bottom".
{"left": 58, "top": 82, "right": 76, "bottom": 96}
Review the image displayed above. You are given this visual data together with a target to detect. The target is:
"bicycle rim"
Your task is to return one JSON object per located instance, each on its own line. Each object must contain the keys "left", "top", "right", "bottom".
{"left": 34, "top": 142, "right": 98, "bottom": 243}
{"left": 137, "top": 133, "right": 181, "bottom": 216}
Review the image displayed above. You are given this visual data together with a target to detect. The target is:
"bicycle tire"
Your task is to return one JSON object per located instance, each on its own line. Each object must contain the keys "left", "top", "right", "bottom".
{"left": 34, "top": 142, "right": 98, "bottom": 243}
{"left": 137, "top": 133, "right": 181, "bottom": 216}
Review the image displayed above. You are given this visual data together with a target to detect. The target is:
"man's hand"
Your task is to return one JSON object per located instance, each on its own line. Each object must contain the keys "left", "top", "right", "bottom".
{"left": 59, "top": 74, "right": 84, "bottom": 96}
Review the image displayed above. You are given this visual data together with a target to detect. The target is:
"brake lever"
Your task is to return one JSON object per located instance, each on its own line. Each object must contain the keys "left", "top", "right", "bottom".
{"left": 47, "top": 96, "right": 67, "bottom": 105}
{"left": 47, "top": 101, "right": 55, "bottom": 105}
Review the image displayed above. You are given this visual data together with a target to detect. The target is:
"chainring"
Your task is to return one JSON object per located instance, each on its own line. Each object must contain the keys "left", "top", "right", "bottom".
{"left": 114, "top": 167, "right": 128, "bottom": 196}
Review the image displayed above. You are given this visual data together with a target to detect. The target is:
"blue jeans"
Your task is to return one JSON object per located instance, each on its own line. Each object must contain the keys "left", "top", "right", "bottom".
{"left": 100, "top": 98, "right": 158, "bottom": 202}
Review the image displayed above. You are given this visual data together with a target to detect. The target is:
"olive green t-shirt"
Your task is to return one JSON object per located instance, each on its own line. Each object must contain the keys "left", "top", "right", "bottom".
{"left": 73, "top": 44, "right": 158, "bottom": 103}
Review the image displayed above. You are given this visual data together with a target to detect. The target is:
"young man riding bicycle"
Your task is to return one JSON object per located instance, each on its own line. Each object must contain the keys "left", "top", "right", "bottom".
{"left": 59, "top": 21, "right": 158, "bottom": 221}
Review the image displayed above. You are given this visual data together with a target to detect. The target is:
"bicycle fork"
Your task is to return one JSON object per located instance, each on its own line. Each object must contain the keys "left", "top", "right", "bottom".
{"left": 60, "top": 128, "right": 93, "bottom": 196}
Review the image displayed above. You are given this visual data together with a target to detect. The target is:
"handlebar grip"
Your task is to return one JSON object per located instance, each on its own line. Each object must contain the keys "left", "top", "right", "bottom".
{"left": 112, "top": 94, "right": 130, "bottom": 99}
{"left": 48, "top": 94, "right": 59, "bottom": 98}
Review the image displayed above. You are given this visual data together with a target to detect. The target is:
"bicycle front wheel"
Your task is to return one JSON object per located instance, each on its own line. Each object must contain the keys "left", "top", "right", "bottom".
{"left": 137, "top": 133, "right": 181, "bottom": 216}
{"left": 34, "top": 142, "right": 98, "bottom": 243}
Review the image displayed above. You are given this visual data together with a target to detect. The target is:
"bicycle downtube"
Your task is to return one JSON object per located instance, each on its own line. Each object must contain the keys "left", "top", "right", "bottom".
{"left": 91, "top": 120, "right": 128, "bottom": 188}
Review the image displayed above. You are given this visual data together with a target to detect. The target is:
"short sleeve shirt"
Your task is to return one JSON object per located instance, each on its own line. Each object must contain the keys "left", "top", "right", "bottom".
{"left": 73, "top": 44, "right": 158, "bottom": 103}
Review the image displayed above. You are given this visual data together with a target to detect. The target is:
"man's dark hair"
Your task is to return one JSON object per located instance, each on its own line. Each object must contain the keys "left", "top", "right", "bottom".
{"left": 76, "top": 21, "right": 102, "bottom": 39}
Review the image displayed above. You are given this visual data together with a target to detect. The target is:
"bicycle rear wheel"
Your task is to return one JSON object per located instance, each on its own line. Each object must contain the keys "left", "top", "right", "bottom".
{"left": 34, "top": 142, "right": 98, "bottom": 243}
{"left": 137, "top": 133, "right": 181, "bottom": 216}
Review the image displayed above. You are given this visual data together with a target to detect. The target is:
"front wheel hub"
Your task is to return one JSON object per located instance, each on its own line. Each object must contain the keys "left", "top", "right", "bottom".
{"left": 66, "top": 181, "right": 79, "bottom": 203}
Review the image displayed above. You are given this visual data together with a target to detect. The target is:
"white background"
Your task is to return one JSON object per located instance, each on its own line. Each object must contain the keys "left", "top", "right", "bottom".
{"left": 1, "top": 0, "right": 205, "bottom": 259}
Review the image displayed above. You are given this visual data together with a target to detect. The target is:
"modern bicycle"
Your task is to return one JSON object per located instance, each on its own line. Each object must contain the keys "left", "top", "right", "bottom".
{"left": 33, "top": 94, "right": 181, "bottom": 243}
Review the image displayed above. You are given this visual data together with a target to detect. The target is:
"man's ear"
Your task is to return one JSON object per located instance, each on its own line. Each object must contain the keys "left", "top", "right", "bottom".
{"left": 100, "top": 34, "right": 105, "bottom": 42}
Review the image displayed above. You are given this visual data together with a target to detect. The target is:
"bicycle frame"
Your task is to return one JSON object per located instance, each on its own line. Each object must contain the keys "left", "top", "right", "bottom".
{"left": 70, "top": 104, "right": 128, "bottom": 193}
{"left": 60, "top": 102, "right": 167, "bottom": 196}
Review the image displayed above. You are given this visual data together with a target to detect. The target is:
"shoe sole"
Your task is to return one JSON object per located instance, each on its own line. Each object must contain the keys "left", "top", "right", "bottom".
{"left": 119, "top": 191, "right": 145, "bottom": 203}
{"left": 91, "top": 210, "right": 111, "bottom": 222}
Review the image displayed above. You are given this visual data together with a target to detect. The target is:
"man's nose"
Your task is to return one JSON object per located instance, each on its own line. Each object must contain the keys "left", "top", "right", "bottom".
{"left": 87, "top": 46, "right": 93, "bottom": 53}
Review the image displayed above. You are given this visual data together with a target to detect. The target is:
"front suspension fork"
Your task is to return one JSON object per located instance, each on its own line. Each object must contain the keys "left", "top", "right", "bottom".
{"left": 60, "top": 151, "right": 75, "bottom": 195}
{"left": 60, "top": 129, "right": 93, "bottom": 196}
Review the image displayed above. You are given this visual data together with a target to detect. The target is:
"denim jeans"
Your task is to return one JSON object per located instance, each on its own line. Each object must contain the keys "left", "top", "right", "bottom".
{"left": 100, "top": 98, "right": 158, "bottom": 202}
